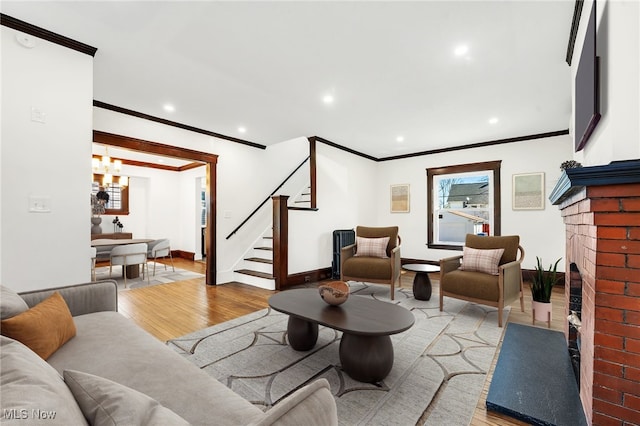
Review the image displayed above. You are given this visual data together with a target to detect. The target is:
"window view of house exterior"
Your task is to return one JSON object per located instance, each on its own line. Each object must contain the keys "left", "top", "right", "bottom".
{"left": 433, "top": 173, "right": 492, "bottom": 246}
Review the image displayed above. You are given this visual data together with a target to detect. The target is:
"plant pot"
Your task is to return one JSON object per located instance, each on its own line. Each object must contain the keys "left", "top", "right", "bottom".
{"left": 532, "top": 300, "right": 552, "bottom": 328}
{"left": 91, "top": 217, "right": 102, "bottom": 234}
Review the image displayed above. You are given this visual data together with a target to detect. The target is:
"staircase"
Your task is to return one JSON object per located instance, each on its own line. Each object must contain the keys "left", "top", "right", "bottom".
{"left": 232, "top": 189, "right": 311, "bottom": 289}
{"left": 234, "top": 233, "right": 275, "bottom": 289}
{"left": 292, "top": 186, "right": 311, "bottom": 208}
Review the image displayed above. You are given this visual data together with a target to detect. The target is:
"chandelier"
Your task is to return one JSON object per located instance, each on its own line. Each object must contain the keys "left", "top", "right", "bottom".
{"left": 92, "top": 152, "right": 128, "bottom": 188}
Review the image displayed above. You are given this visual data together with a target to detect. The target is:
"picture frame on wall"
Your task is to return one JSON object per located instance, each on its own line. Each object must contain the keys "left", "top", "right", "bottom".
{"left": 512, "top": 173, "right": 545, "bottom": 210}
{"left": 391, "top": 184, "right": 410, "bottom": 213}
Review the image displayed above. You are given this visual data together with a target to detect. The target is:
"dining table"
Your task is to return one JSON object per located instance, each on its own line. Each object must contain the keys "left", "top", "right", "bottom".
{"left": 91, "top": 238, "right": 155, "bottom": 278}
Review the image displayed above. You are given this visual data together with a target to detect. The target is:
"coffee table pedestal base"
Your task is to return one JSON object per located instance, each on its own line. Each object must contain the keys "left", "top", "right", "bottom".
{"left": 339, "top": 334, "right": 393, "bottom": 383}
{"left": 412, "top": 273, "right": 432, "bottom": 301}
{"left": 287, "top": 317, "right": 319, "bottom": 351}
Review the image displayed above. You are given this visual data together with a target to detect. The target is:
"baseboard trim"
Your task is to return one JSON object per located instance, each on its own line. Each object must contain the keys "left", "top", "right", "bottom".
{"left": 172, "top": 250, "right": 195, "bottom": 261}
{"left": 285, "top": 267, "right": 332, "bottom": 287}
{"left": 399, "top": 259, "right": 565, "bottom": 287}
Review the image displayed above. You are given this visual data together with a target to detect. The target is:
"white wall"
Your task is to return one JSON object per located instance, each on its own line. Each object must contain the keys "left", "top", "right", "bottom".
{"left": 573, "top": 0, "right": 640, "bottom": 165}
{"left": 288, "top": 143, "right": 378, "bottom": 274}
{"left": 375, "top": 135, "right": 573, "bottom": 271}
{"left": 1, "top": 27, "right": 93, "bottom": 291}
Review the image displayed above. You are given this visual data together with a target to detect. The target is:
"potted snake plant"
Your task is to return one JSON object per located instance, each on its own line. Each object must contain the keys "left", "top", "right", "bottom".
{"left": 530, "top": 256, "right": 562, "bottom": 325}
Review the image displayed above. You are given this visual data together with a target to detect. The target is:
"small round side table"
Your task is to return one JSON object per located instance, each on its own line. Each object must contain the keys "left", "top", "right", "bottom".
{"left": 402, "top": 264, "right": 440, "bottom": 301}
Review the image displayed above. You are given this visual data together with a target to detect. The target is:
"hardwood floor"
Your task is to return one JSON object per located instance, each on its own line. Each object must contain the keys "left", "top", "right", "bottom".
{"left": 117, "top": 260, "right": 566, "bottom": 426}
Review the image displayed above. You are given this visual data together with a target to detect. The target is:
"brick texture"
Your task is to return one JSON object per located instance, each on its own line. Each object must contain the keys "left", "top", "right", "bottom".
{"left": 560, "top": 185, "right": 640, "bottom": 425}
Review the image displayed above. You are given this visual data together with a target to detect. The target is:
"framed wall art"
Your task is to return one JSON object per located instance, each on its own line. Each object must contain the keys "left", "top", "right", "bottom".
{"left": 512, "top": 173, "right": 545, "bottom": 210}
{"left": 390, "top": 184, "right": 410, "bottom": 213}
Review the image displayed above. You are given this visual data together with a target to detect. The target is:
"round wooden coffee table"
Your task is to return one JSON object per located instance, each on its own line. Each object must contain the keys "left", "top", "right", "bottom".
{"left": 402, "top": 264, "right": 439, "bottom": 301}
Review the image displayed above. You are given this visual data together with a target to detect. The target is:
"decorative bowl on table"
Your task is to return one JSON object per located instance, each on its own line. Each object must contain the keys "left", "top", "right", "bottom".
{"left": 319, "top": 281, "right": 350, "bottom": 306}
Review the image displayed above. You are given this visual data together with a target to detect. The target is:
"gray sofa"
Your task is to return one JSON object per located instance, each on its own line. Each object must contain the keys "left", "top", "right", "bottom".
{"left": 1, "top": 281, "right": 338, "bottom": 425}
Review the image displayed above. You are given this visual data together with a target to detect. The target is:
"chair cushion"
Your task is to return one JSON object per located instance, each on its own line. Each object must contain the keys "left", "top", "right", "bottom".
{"left": 0, "top": 285, "right": 29, "bottom": 320}
{"left": 64, "top": 370, "right": 189, "bottom": 426}
{"left": 465, "top": 234, "right": 519, "bottom": 265}
{"left": 459, "top": 247, "right": 504, "bottom": 275}
{"left": 0, "top": 336, "right": 88, "bottom": 425}
{"left": 342, "top": 257, "right": 392, "bottom": 280}
{"left": 1, "top": 292, "right": 76, "bottom": 360}
{"left": 441, "top": 270, "right": 500, "bottom": 302}
{"left": 354, "top": 236, "right": 389, "bottom": 258}
{"left": 356, "top": 226, "right": 398, "bottom": 257}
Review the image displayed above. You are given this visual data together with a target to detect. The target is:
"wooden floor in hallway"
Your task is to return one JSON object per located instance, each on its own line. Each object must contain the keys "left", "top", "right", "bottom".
{"left": 117, "top": 258, "right": 567, "bottom": 426}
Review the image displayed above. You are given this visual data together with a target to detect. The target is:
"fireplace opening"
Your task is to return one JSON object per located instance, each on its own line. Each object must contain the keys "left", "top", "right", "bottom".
{"left": 568, "top": 262, "right": 582, "bottom": 386}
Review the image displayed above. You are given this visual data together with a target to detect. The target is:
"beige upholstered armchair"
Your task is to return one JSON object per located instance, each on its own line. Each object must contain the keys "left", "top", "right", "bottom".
{"left": 340, "top": 226, "right": 401, "bottom": 300}
{"left": 439, "top": 234, "right": 525, "bottom": 327}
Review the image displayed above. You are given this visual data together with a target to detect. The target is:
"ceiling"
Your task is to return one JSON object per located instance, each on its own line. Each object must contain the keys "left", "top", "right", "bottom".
{"left": 2, "top": 1, "right": 574, "bottom": 159}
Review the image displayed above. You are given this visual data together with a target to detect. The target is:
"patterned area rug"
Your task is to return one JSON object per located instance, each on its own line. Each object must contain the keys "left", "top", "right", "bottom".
{"left": 94, "top": 262, "right": 204, "bottom": 291}
{"left": 167, "top": 283, "right": 509, "bottom": 426}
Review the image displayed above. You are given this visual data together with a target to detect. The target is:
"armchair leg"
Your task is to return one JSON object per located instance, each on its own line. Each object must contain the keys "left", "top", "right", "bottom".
{"left": 498, "top": 308, "right": 503, "bottom": 327}
{"left": 439, "top": 291, "right": 443, "bottom": 312}
{"left": 390, "top": 281, "right": 395, "bottom": 301}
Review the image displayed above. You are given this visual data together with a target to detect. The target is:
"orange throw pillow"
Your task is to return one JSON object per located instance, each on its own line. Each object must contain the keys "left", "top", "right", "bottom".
{"left": 1, "top": 292, "right": 76, "bottom": 360}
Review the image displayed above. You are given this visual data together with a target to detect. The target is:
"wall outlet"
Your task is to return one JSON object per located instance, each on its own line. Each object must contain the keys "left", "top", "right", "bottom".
{"left": 304, "top": 276, "right": 311, "bottom": 283}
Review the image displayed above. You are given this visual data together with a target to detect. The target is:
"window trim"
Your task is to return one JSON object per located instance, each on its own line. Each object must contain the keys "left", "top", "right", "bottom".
{"left": 92, "top": 174, "right": 130, "bottom": 215}
{"left": 426, "top": 160, "right": 501, "bottom": 250}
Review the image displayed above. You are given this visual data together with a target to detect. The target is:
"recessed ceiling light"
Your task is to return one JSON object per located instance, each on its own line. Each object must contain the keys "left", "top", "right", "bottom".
{"left": 454, "top": 44, "right": 469, "bottom": 56}
{"left": 322, "top": 94, "right": 334, "bottom": 104}
{"left": 163, "top": 104, "right": 175, "bottom": 113}
{"left": 489, "top": 117, "right": 499, "bottom": 124}
{"left": 238, "top": 127, "right": 246, "bottom": 134}
{"left": 396, "top": 136, "right": 404, "bottom": 143}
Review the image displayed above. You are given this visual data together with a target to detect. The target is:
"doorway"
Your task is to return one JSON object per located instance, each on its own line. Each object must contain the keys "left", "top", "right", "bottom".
{"left": 93, "top": 130, "right": 218, "bottom": 285}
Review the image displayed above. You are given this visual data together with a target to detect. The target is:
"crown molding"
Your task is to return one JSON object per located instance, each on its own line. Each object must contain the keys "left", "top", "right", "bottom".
{"left": 1, "top": 13, "right": 97, "bottom": 56}
{"left": 94, "top": 100, "right": 266, "bottom": 150}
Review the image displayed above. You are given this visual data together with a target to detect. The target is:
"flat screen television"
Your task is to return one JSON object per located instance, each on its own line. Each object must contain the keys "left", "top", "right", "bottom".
{"left": 574, "top": 0, "right": 601, "bottom": 151}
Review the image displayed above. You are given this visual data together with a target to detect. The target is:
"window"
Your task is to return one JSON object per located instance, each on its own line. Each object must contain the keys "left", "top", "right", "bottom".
{"left": 427, "top": 161, "right": 501, "bottom": 249}
{"left": 92, "top": 174, "right": 129, "bottom": 215}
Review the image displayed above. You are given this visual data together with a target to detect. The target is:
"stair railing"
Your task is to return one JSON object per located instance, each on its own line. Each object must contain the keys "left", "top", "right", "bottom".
{"left": 226, "top": 156, "right": 310, "bottom": 240}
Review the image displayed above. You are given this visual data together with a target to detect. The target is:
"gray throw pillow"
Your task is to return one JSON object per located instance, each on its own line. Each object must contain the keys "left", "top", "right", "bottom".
{"left": 0, "top": 336, "right": 88, "bottom": 425}
{"left": 63, "top": 370, "right": 190, "bottom": 426}
{"left": 0, "top": 285, "right": 29, "bottom": 320}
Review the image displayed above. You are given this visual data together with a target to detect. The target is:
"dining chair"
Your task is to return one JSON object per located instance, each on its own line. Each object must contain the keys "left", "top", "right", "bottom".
{"left": 109, "top": 243, "right": 149, "bottom": 287}
{"left": 146, "top": 239, "right": 175, "bottom": 276}
{"left": 90, "top": 247, "right": 97, "bottom": 281}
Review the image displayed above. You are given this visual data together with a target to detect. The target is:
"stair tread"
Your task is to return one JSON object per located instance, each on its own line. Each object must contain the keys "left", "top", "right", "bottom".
{"left": 235, "top": 269, "right": 274, "bottom": 279}
{"left": 255, "top": 246, "right": 273, "bottom": 251}
{"left": 245, "top": 257, "right": 273, "bottom": 264}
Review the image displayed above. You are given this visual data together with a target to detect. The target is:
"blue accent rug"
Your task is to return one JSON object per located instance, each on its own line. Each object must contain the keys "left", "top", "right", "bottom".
{"left": 486, "top": 323, "right": 587, "bottom": 426}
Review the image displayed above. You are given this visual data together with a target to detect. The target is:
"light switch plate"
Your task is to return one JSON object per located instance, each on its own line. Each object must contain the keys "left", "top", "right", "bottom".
{"left": 31, "top": 107, "right": 46, "bottom": 123}
{"left": 29, "top": 196, "right": 51, "bottom": 213}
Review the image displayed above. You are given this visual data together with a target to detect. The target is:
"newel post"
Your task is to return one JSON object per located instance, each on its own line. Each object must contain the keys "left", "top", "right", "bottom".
{"left": 272, "top": 195, "right": 289, "bottom": 290}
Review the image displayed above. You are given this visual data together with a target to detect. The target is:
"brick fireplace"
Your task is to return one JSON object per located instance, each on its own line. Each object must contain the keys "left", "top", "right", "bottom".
{"left": 550, "top": 160, "right": 640, "bottom": 425}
